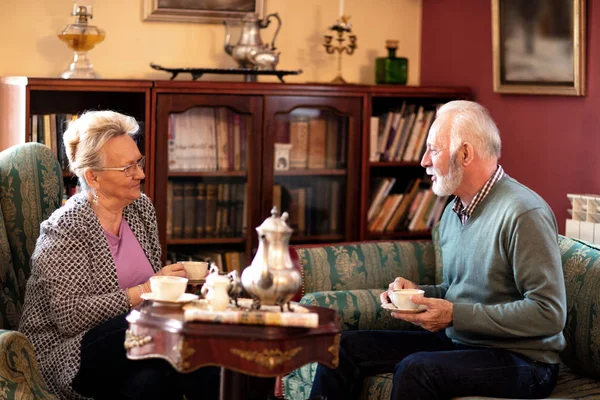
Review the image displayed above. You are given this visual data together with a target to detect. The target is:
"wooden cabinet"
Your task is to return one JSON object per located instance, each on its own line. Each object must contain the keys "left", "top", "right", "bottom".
{"left": 152, "top": 81, "right": 365, "bottom": 267}
{"left": 360, "top": 86, "right": 471, "bottom": 241}
{"left": 263, "top": 94, "right": 362, "bottom": 244}
{"left": 0, "top": 77, "right": 469, "bottom": 268}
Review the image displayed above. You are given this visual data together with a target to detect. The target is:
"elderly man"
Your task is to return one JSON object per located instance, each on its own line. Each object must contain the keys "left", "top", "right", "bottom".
{"left": 310, "top": 100, "right": 566, "bottom": 399}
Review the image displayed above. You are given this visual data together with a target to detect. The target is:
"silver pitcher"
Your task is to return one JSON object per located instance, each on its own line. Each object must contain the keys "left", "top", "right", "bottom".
{"left": 224, "top": 12, "right": 282, "bottom": 69}
{"left": 241, "top": 207, "right": 302, "bottom": 311}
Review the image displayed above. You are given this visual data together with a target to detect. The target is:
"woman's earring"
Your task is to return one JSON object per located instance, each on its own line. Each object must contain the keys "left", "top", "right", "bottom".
{"left": 93, "top": 193, "right": 99, "bottom": 204}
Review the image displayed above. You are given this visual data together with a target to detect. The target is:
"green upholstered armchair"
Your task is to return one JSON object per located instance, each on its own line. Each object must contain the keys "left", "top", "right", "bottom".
{"left": 0, "top": 143, "right": 61, "bottom": 399}
{"left": 283, "top": 235, "right": 600, "bottom": 400}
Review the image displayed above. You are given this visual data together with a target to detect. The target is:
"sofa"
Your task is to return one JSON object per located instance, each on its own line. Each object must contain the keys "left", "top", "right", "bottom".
{"left": 0, "top": 143, "right": 62, "bottom": 399}
{"left": 283, "top": 234, "right": 600, "bottom": 400}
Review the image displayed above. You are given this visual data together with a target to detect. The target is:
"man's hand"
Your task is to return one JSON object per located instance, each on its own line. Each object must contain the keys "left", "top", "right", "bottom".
{"left": 380, "top": 277, "right": 420, "bottom": 304}
{"left": 391, "top": 296, "right": 453, "bottom": 332}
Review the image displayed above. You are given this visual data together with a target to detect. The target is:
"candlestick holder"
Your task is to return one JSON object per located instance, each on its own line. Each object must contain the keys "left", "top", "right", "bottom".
{"left": 323, "top": 16, "right": 357, "bottom": 84}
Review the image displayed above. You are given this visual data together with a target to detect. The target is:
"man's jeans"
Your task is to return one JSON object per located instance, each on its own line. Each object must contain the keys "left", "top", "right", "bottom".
{"left": 310, "top": 330, "right": 559, "bottom": 400}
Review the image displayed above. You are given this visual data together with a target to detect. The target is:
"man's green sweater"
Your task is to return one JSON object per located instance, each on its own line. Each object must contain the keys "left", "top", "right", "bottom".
{"left": 422, "top": 176, "right": 566, "bottom": 364}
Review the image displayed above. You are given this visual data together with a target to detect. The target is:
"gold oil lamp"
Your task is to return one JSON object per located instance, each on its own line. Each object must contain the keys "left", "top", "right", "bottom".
{"left": 57, "top": 1, "right": 105, "bottom": 79}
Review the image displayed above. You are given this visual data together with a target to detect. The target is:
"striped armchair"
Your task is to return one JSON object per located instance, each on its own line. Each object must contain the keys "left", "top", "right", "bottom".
{"left": 0, "top": 143, "right": 61, "bottom": 399}
{"left": 283, "top": 234, "right": 600, "bottom": 400}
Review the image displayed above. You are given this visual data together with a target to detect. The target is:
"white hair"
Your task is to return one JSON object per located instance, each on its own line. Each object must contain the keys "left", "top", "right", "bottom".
{"left": 436, "top": 100, "right": 501, "bottom": 160}
{"left": 63, "top": 110, "right": 140, "bottom": 192}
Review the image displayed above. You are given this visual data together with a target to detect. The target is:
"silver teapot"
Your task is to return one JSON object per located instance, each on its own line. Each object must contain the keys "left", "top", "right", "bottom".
{"left": 241, "top": 207, "right": 302, "bottom": 311}
{"left": 224, "top": 12, "right": 281, "bottom": 69}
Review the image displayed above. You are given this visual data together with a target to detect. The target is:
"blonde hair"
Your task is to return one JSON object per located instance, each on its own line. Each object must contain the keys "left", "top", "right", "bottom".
{"left": 436, "top": 100, "right": 501, "bottom": 160}
{"left": 63, "top": 110, "right": 140, "bottom": 191}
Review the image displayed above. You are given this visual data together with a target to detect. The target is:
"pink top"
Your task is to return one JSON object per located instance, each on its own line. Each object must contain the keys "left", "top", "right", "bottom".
{"left": 103, "top": 218, "right": 154, "bottom": 289}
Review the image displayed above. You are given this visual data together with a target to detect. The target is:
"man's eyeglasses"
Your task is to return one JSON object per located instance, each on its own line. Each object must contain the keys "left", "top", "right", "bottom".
{"left": 98, "top": 156, "right": 145, "bottom": 177}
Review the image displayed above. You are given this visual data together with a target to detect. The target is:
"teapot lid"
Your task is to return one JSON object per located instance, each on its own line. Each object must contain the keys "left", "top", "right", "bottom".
{"left": 256, "top": 207, "right": 293, "bottom": 235}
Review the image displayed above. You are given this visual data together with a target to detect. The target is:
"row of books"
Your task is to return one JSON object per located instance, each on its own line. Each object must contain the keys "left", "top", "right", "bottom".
{"left": 166, "top": 181, "right": 247, "bottom": 239}
{"left": 367, "top": 177, "right": 447, "bottom": 233}
{"left": 168, "top": 107, "right": 248, "bottom": 172}
{"left": 168, "top": 250, "right": 246, "bottom": 274}
{"left": 30, "top": 113, "right": 76, "bottom": 171}
{"left": 369, "top": 102, "right": 439, "bottom": 163}
{"left": 273, "top": 181, "right": 343, "bottom": 236}
{"left": 275, "top": 115, "right": 348, "bottom": 170}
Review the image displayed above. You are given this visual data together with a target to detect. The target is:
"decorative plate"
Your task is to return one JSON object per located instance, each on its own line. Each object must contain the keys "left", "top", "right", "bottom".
{"left": 381, "top": 303, "right": 427, "bottom": 314}
{"left": 141, "top": 292, "right": 199, "bottom": 306}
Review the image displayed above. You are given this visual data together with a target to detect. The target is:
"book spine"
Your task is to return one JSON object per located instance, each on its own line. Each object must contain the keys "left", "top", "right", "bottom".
{"left": 183, "top": 182, "right": 197, "bottom": 238}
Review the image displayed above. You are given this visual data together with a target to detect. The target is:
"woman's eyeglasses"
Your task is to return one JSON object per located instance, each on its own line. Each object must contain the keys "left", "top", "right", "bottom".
{"left": 98, "top": 156, "right": 145, "bottom": 177}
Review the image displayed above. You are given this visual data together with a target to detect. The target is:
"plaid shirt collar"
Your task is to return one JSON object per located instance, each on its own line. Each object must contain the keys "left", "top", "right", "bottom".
{"left": 452, "top": 165, "right": 505, "bottom": 225}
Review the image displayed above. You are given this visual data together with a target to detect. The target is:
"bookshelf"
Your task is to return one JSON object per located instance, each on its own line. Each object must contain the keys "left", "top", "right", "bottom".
{"left": 360, "top": 85, "right": 471, "bottom": 241}
{"left": 0, "top": 77, "right": 153, "bottom": 200}
{"left": 0, "top": 77, "right": 470, "bottom": 269}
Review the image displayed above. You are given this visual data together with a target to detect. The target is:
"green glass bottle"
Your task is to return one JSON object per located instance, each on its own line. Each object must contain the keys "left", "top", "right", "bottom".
{"left": 375, "top": 40, "right": 408, "bottom": 85}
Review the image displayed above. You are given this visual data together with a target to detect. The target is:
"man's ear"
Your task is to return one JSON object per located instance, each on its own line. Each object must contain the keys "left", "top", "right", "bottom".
{"left": 462, "top": 143, "right": 475, "bottom": 165}
{"left": 84, "top": 169, "right": 100, "bottom": 190}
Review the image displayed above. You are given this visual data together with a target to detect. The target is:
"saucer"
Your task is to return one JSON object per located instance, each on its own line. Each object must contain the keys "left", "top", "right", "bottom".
{"left": 141, "top": 292, "right": 199, "bottom": 306}
{"left": 382, "top": 303, "right": 426, "bottom": 314}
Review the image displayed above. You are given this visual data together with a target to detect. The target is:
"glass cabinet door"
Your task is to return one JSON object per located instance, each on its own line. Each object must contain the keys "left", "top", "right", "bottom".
{"left": 264, "top": 96, "right": 362, "bottom": 244}
{"left": 155, "top": 95, "right": 262, "bottom": 270}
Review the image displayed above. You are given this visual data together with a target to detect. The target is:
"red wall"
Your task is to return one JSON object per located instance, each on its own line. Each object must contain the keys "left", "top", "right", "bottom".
{"left": 421, "top": 0, "right": 599, "bottom": 234}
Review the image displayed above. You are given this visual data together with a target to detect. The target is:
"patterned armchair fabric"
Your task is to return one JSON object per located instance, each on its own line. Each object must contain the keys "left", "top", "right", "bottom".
{"left": 0, "top": 143, "right": 61, "bottom": 399}
{"left": 284, "top": 236, "right": 600, "bottom": 400}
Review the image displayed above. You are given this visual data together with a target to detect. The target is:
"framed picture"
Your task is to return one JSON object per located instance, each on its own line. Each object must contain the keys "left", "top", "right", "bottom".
{"left": 143, "top": 0, "right": 265, "bottom": 24}
{"left": 492, "top": 0, "right": 586, "bottom": 96}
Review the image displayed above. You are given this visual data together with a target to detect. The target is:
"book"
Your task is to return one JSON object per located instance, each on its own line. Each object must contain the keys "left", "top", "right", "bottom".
{"left": 183, "top": 182, "right": 197, "bottom": 238}
{"left": 215, "top": 107, "right": 229, "bottom": 171}
{"left": 195, "top": 183, "right": 206, "bottom": 237}
{"left": 183, "top": 299, "right": 319, "bottom": 328}
{"left": 289, "top": 117, "right": 309, "bottom": 169}
{"left": 205, "top": 184, "right": 218, "bottom": 237}
{"left": 172, "top": 182, "right": 185, "bottom": 238}
{"left": 369, "top": 116, "right": 380, "bottom": 162}
{"left": 325, "top": 117, "right": 339, "bottom": 168}
{"left": 307, "top": 118, "right": 327, "bottom": 169}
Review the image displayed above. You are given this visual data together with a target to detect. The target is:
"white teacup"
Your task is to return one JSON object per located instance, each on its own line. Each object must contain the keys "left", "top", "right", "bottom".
{"left": 179, "top": 261, "right": 208, "bottom": 280}
{"left": 150, "top": 276, "right": 188, "bottom": 301}
{"left": 389, "top": 289, "right": 424, "bottom": 310}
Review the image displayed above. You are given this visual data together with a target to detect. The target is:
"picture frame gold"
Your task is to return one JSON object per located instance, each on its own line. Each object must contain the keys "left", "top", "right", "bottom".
{"left": 142, "top": 0, "right": 265, "bottom": 24}
{"left": 492, "top": 0, "right": 586, "bottom": 96}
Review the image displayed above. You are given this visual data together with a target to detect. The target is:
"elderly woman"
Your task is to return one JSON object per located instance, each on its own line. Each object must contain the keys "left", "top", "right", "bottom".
{"left": 19, "top": 111, "right": 219, "bottom": 400}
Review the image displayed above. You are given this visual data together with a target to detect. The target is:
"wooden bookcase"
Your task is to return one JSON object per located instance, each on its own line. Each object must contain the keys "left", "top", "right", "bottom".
{"left": 0, "top": 77, "right": 153, "bottom": 198}
{"left": 360, "top": 85, "right": 471, "bottom": 241}
{"left": 0, "top": 77, "right": 469, "bottom": 268}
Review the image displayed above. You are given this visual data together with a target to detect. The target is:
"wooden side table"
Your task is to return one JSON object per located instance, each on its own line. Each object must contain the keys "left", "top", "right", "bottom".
{"left": 125, "top": 302, "right": 340, "bottom": 400}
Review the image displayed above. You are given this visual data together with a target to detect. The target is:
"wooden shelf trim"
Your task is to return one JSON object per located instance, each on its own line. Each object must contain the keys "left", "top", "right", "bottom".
{"left": 275, "top": 169, "right": 347, "bottom": 177}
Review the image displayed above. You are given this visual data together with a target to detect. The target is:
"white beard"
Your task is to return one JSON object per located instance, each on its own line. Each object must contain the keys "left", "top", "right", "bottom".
{"left": 427, "top": 158, "right": 464, "bottom": 197}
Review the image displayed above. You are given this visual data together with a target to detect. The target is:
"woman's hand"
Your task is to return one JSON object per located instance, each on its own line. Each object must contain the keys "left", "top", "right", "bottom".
{"left": 380, "top": 277, "right": 421, "bottom": 304}
{"left": 155, "top": 262, "right": 188, "bottom": 278}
